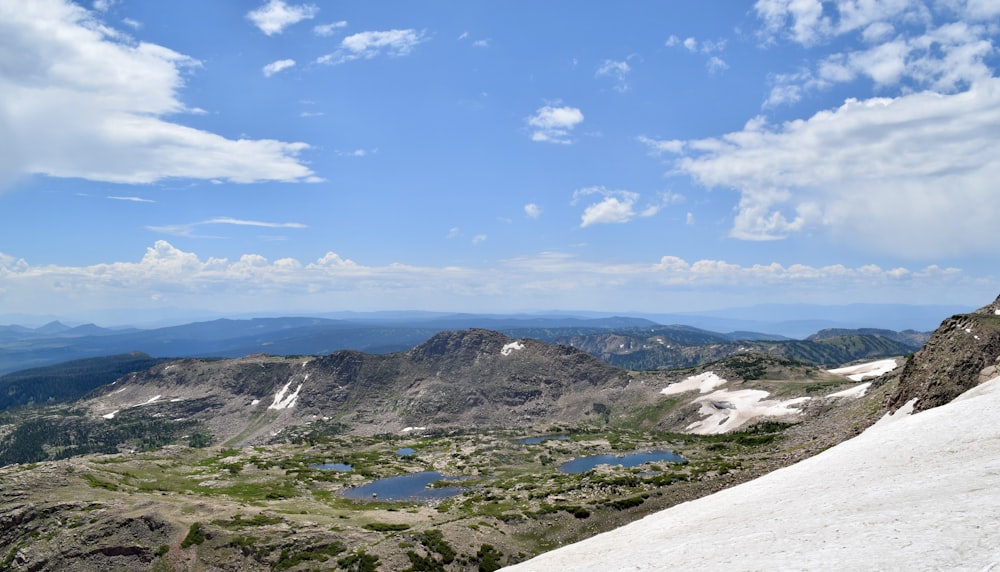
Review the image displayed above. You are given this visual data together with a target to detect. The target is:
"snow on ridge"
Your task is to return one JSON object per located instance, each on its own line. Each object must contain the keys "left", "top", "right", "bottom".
{"left": 501, "top": 341, "right": 525, "bottom": 356}
{"left": 401, "top": 426, "right": 426, "bottom": 433}
{"left": 686, "top": 389, "right": 810, "bottom": 434}
{"left": 143, "top": 395, "right": 162, "bottom": 405}
{"left": 827, "top": 382, "right": 872, "bottom": 399}
{"left": 508, "top": 376, "right": 1000, "bottom": 571}
{"left": 102, "top": 410, "right": 119, "bottom": 420}
{"left": 827, "top": 358, "right": 898, "bottom": 381}
{"left": 660, "top": 371, "right": 728, "bottom": 395}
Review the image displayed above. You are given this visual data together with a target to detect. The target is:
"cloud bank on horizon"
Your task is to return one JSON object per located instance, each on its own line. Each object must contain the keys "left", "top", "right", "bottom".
{"left": 0, "top": 0, "right": 997, "bottom": 319}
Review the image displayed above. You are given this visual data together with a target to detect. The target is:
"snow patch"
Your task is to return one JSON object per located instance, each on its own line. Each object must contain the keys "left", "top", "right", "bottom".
{"left": 827, "top": 382, "right": 872, "bottom": 399}
{"left": 685, "top": 389, "right": 809, "bottom": 434}
{"left": 827, "top": 359, "right": 898, "bottom": 381}
{"left": 660, "top": 371, "right": 728, "bottom": 396}
{"left": 251, "top": 399, "right": 261, "bottom": 406}
{"left": 143, "top": 395, "right": 162, "bottom": 405}
{"left": 102, "top": 410, "right": 119, "bottom": 420}
{"left": 501, "top": 341, "right": 525, "bottom": 356}
{"left": 268, "top": 379, "right": 304, "bottom": 410}
{"left": 401, "top": 426, "right": 426, "bottom": 433}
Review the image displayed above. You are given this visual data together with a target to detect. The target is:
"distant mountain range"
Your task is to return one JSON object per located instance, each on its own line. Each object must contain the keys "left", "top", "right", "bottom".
{"left": 0, "top": 311, "right": 934, "bottom": 376}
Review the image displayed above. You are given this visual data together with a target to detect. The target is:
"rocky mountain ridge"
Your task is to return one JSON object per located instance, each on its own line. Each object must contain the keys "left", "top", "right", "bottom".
{"left": 886, "top": 294, "right": 1000, "bottom": 412}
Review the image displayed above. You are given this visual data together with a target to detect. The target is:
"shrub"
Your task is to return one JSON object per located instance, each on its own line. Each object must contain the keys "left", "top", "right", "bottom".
{"left": 180, "top": 522, "right": 205, "bottom": 548}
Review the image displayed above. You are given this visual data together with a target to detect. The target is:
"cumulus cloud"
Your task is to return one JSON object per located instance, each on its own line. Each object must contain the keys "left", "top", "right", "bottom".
{"left": 0, "top": 242, "right": 983, "bottom": 317}
{"left": 572, "top": 187, "right": 663, "bottom": 227}
{"left": 526, "top": 105, "right": 584, "bottom": 144}
{"left": 524, "top": 203, "right": 542, "bottom": 219}
{"left": 0, "top": 0, "right": 317, "bottom": 186}
{"left": 757, "top": 0, "right": 997, "bottom": 105}
{"left": 262, "top": 58, "right": 296, "bottom": 77}
{"left": 247, "top": 0, "right": 318, "bottom": 36}
{"left": 316, "top": 29, "right": 426, "bottom": 65}
{"left": 663, "top": 79, "right": 1000, "bottom": 257}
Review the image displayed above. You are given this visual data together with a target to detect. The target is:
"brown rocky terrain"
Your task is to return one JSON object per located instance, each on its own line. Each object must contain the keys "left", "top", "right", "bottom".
{"left": 885, "top": 294, "right": 1000, "bottom": 412}
{"left": 3, "top": 295, "right": 998, "bottom": 571}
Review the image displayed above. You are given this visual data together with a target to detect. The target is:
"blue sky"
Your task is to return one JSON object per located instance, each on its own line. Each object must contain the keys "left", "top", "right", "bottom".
{"left": 1, "top": 0, "right": 999, "bottom": 323}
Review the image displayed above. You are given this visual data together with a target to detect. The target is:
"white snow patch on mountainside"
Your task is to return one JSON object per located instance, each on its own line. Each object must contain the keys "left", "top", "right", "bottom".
{"left": 660, "top": 371, "right": 808, "bottom": 433}
{"left": 686, "top": 390, "right": 810, "bottom": 434}
{"left": 507, "top": 377, "right": 1000, "bottom": 571}
{"left": 827, "top": 382, "right": 872, "bottom": 399}
{"left": 827, "top": 358, "right": 898, "bottom": 381}
{"left": 660, "top": 371, "right": 728, "bottom": 395}
{"left": 501, "top": 341, "right": 524, "bottom": 356}
{"left": 268, "top": 378, "right": 304, "bottom": 410}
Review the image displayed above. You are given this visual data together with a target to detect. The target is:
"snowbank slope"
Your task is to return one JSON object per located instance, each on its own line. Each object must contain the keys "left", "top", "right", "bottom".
{"left": 507, "top": 376, "right": 1000, "bottom": 571}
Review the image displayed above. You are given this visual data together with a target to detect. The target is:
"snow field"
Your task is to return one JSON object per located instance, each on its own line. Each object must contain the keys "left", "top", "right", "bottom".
{"left": 507, "top": 376, "right": 1000, "bottom": 571}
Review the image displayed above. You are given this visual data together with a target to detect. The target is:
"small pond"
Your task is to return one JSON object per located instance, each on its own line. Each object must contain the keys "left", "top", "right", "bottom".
{"left": 341, "top": 471, "right": 467, "bottom": 501}
{"left": 395, "top": 447, "right": 417, "bottom": 457}
{"left": 516, "top": 434, "right": 571, "bottom": 445}
{"left": 558, "top": 450, "right": 685, "bottom": 474}
{"left": 311, "top": 462, "right": 353, "bottom": 472}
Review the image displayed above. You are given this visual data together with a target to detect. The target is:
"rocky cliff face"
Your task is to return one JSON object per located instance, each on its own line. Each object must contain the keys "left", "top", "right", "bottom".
{"left": 886, "top": 295, "right": 1000, "bottom": 412}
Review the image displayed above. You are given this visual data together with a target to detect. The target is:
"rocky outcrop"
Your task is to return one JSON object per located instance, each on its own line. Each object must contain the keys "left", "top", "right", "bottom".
{"left": 886, "top": 294, "right": 1000, "bottom": 412}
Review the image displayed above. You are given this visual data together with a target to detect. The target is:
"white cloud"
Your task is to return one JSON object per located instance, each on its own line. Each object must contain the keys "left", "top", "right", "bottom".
{"left": 666, "top": 79, "right": 1000, "bottom": 257}
{"left": 107, "top": 195, "right": 154, "bottom": 203}
{"left": 0, "top": 242, "right": 983, "bottom": 317}
{"left": 473, "top": 234, "right": 487, "bottom": 245}
{"left": 527, "top": 105, "right": 584, "bottom": 144}
{"left": 638, "top": 135, "right": 685, "bottom": 155}
{"left": 573, "top": 187, "right": 662, "bottom": 227}
{"left": 313, "top": 20, "right": 347, "bottom": 37}
{"left": 337, "top": 148, "right": 374, "bottom": 157}
{"left": 596, "top": 59, "right": 632, "bottom": 92}
{"left": 524, "top": 203, "right": 542, "bottom": 219}
{"left": 707, "top": 56, "right": 729, "bottom": 73}
{"left": 317, "top": 29, "right": 427, "bottom": 65}
{"left": 262, "top": 58, "right": 296, "bottom": 77}
{"left": 247, "top": 0, "right": 318, "bottom": 36}
{"left": 757, "top": 1, "right": 997, "bottom": 103}
{"left": 666, "top": 35, "right": 728, "bottom": 74}
{"left": 148, "top": 217, "right": 307, "bottom": 237}
{"left": 0, "top": 0, "right": 316, "bottom": 186}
